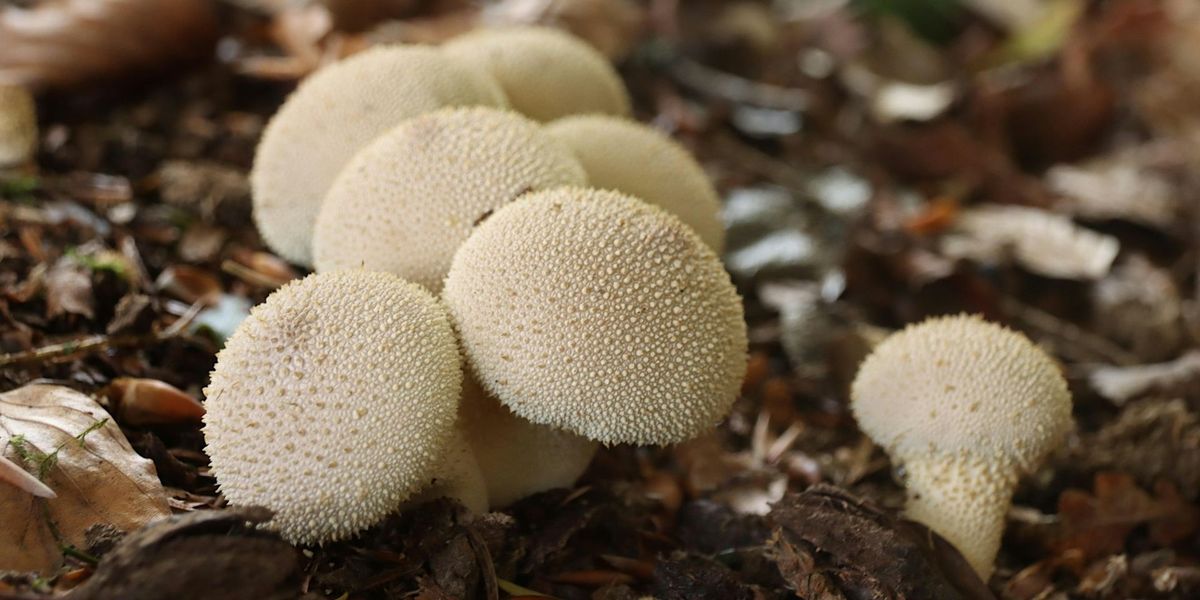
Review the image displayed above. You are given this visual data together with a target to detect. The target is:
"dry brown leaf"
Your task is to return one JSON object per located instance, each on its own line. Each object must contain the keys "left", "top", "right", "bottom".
{"left": 0, "top": 0, "right": 218, "bottom": 90}
{"left": 1053, "top": 472, "right": 1200, "bottom": 562}
{"left": 0, "top": 384, "right": 170, "bottom": 574}
{"left": 43, "top": 256, "right": 93, "bottom": 320}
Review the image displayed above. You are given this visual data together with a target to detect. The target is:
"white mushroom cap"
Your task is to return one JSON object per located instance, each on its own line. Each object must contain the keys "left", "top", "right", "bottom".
{"left": 251, "top": 45, "right": 507, "bottom": 266}
{"left": 0, "top": 85, "right": 36, "bottom": 167}
{"left": 546, "top": 114, "right": 725, "bottom": 251}
{"left": 203, "top": 270, "right": 463, "bottom": 544}
{"left": 312, "top": 106, "right": 586, "bottom": 292}
{"left": 442, "top": 26, "right": 630, "bottom": 122}
{"left": 405, "top": 427, "right": 489, "bottom": 514}
{"left": 443, "top": 187, "right": 748, "bottom": 446}
{"left": 459, "top": 377, "right": 597, "bottom": 507}
{"left": 851, "top": 314, "right": 1071, "bottom": 469}
{"left": 850, "top": 314, "right": 1072, "bottom": 578}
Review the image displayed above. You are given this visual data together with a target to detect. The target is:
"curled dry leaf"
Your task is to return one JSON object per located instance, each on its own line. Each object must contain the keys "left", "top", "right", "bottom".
{"left": 0, "top": 0, "right": 218, "bottom": 91}
{"left": 1047, "top": 157, "right": 1179, "bottom": 229}
{"left": 1091, "top": 256, "right": 1183, "bottom": 362}
{"left": 1089, "top": 351, "right": 1200, "bottom": 405}
{"left": 0, "top": 384, "right": 170, "bottom": 574}
{"left": 942, "top": 205, "right": 1119, "bottom": 280}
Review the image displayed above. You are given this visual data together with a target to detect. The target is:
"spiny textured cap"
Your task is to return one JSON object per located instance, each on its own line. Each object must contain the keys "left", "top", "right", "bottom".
{"left": 443, "top": 187, "right": 748, "bottom": 445}
{"left": 313, "top": 107, "right": 586, "bottom": 292}
{"left": 0, "top": 85, "right": 36, "bottom": 166}
{"left": 851, "top": 314, "right": 1072, "bottom": 470}
{"left": 203, "top": 270, "right": 463, "bottom": 544}
{"left": 459, "top": 377, "right": 597, "bottom": 507}
{"left": 442, "top": 26, "right": 630, "bottom": 122}
{"left": 406, "top": 427, "right": 489, "bottom": 514}
{"left": 251, "top": 45, "right": 507, "bottom": 266}
{"left": 546, "top": 114, "right": 724, "bottom": 251}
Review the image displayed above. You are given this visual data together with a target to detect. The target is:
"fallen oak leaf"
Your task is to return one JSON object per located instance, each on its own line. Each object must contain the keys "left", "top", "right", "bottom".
{"left": 0, "top": 384, "right": 170, "bottom": 574}
{"left": 1053, "top": 472, "right": 1200, "bottom": 562}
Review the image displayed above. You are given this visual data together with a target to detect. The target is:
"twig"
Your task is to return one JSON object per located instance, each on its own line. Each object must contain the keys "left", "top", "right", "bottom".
{"left": 999, "top": 296, "right": 1139, "bottom": 366}
{"left": 669, "top": 57, "right": 810, "bottom": 112}
{"left": 464, "top": 524, "right": 500, "bottom": 600}
{"left": 0, "top": 301, "right": 203, "bottom": 368}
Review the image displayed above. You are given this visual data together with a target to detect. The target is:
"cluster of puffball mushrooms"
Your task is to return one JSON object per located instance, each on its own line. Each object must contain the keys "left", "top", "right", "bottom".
{"left": 201, "top": 25, "right": 1074, "bottom": 581}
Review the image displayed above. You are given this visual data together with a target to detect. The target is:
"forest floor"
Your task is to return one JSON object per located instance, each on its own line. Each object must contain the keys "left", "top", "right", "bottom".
{"left": 2, "top": 1, "right": 1200, "bottom": 598}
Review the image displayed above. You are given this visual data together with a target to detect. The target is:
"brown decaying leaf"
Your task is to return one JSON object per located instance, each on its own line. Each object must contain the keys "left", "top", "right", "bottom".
{"left": 1053, "top": 472, "right": 1200, "bottom": 562}
{"left": 0, "top": 384, "right": 170, "bottom": 574}
{"left": 43, "top": 256, "right": 94, "bottom": 319}
{"left": 0, "top": 0, "right": 218, "bottom": 90}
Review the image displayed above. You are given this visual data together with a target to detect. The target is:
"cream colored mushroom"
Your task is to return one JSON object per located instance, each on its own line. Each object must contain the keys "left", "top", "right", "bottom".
{"left": 459, "top": 377, "right": 597, "bottom": 507}
{"left": 251, "top": 45, "right": 507, "bottom": 266}
{"left": 312, "top": 106, "right": 586, "bottom": 292}
{"left": 442, "top": 26, "right": 630, "bottom": 122}
{"left": 0, "top": 85, "right": 36, "bottom": 167}
{"left": 850, "top": 314, "right": 1072, "bottom": 579}
{"left": 203, "top": 270, "right": 463, "bottom": 544}
{"left": 442, "top": 187, "right": 748, "bottom": 446}
{"left": 546, "top": 114, "right": 725, "bottom": 251}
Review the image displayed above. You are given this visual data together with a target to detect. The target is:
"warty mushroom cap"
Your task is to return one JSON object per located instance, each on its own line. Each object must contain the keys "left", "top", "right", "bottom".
{"left": 312, "top": 106, "right": 586, "bottom": 292}
{"left": 442, "top": 187, "right": 748, "bottom": 446}
{"left": 850, "top": 314, "right": 1071, "bottom": 470}
{"left": 251, "top": 45, "right": 507, "bottom": 266}
{"left": 442, "top": 26, "right": 630, "bottom": 122}
{"left": 459, "top": 377, "right": 597, "bottom": 507}
{"left": 546, "top": 114, "right": 725, "bottom": 252}
{"left": 0, "top": 85, "right": 36, "bottom": 167}
{"left": 203, "top": 270, "right": 463, "bottom": 545}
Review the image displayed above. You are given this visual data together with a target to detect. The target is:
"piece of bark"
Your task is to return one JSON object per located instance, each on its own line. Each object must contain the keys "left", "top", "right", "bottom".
{"left": 69, "top": 507, "right": 303, "bottom": 600}
{"left": 766, "top": 485, "right": 995, "bottom": 600}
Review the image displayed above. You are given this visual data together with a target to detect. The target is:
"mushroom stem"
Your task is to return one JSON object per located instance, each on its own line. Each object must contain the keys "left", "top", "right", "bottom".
{"left": 901, "top": 454, "right": 1018, "bottom": 580}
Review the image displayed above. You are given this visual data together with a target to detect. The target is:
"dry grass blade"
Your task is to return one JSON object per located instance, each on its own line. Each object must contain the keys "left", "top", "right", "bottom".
{"left": 0, "top": 0, "right": 218, "bottom": 90}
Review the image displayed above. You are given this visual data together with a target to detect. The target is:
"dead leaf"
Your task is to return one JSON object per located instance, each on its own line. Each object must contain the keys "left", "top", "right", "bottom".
{"left": 1091, "top": 256, "right": 1184, "bottom": 362}
{"left": 0, "top": 384, "right": 170, "bottom": 574}
{"left": 0, "top": 0, "right": 218, "bottom": 91}
{"left": 942, "top": 205, "right": 1119, "bottom": 280}
{"left": 1089, "top": 352, "right": 1200, "bottom": 405}
{"left": 483, "top": 0, "right": 646, "bottom": 60}
{"left": 44, "top": 257, "right": 94, "bottom": 319}
{"left": 1054, "top": 472, "right": 1200, "bottom": 561}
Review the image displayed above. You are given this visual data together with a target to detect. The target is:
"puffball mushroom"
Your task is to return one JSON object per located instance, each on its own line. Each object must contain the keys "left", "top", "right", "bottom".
{"left": 251, "top": 45, "right": 507, "bottom": 266}
{"left": 443, "top": 187, "right": 748, "bottom": 445}
{"left": 0, "top": 85, "right": 36, "bottom": 167}
{"left": 546, "top": 114, "right": 725, "bottom": 252}
{"left": 203, "top": 270, "right": 463, "bottom": 544}
{"left": 313, "top": 106, "right": 586, "bottom": 291}
{"left": 442, "top": 26, "right": 631, "bottom": 122}
{"left": 459, "top": 377, "right": 597, "bottom": 507}
{"left": 850, "top": 314, "right": 1072, "bottom": 579}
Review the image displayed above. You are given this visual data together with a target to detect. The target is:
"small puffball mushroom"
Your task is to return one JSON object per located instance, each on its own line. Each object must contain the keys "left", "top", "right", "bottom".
{"left": 406, "top": 428, "right": 489, "bottom": 514}
{"left": 546, "top": 114, "right": 725, "bottom": 252}
{"left": 0, "top": 85, "right": 36, "bottom": 167}
{"left": 443, "top": 187, "right": 748, "bottom": 445}
{"left": 203, "top": 270, "right": 463, "bottom": 544}
{"left": 313, "top": 107, "right": 586, "bottom": 291}
{"left": 442, "top": 26, "right": 630, "bottom": 122}
{"left": 459, "top": 377, "right": 597, "bottom": 507}
{"left": 251, "top": 45, "right": 507, "bottom": 266}
{"left": 850, "top": 314, "right": 1072, "bottom": 579}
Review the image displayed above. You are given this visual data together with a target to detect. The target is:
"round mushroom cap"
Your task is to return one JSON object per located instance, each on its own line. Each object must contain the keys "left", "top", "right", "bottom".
{"left": 251, "top": 45, "right": 507, "bottom": 266}
{"left": 203, "top": 270, "right": 463, "bottom": 544}
{"left": 313, "top": 107, "right": 586, "bottom": 292}
{"left": 443, "top": 187, "right": 748, "bottom": 445}
{"left": 459, "top": 377, "right": 597, "bottom": 507}
{"left": 406, "top": 427, "right": 489, "bottom": 514}
{"left": 850, "top": 314, "right": 1072, "bottom": 470}
{"left": 442, "top": 26, "right": 630, "bottom": 122}
{"left": 0, "top": 85, "right": 36, "bottom": 167}
{"left": 546, "top": 114, "right": 725, "bottom": 252}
